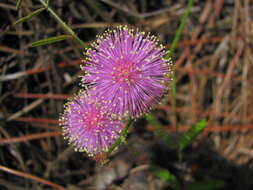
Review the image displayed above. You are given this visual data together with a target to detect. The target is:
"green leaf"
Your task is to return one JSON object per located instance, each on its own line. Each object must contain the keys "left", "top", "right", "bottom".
{"left": 13, "top": 7, "right": 46, "bottom": 25}
{"left": 166, "top": 0, "right": 194, "bottom": 59}
{"left": 153, "top": 166, "right": 181, "bottom": 190}
{"left": 16, "top": 0, "right": 22, "bottom": 10}
{"left": 30, "top": 35, "right": 72, "bottom": 47}
{"left": 146, "top": 114, "right": 161, "bottom": 127}
{"left": 146, "top": 114, "right": 168, "bottom": 141}
{"left": 146, "top": 114, "right": 178, "bottom": 149}
{"left": 186, "top": 179, "right": 225, "bottom": 190}
{"left": 178, "top": 119, "right": 207, "bottom": 152}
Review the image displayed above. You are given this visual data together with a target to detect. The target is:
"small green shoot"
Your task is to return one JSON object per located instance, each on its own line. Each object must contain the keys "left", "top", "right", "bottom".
{"left": 146, "top": 114, "right": 168, "bottom": 142}
{"left": 146, "top": 113, "right": 161, "bottom": 128}
{"left": 166, "top": 0, "right": 194, "bottom": 59}
{"left": 30, "top": 35, "right": 72, "bottom": 47}
{"left": 178, "top": 119, "right": 207, "bottom": 160}
{"left": 107, "top": 119, "right": 133, "bottom": 154}
{"left": 16, "top": 0, "right": 22, "bottom": 10}
{"left": 153, "top": 166, "right": 181, "bottom": 190}
{"left": 13, "top": 7, "right": 46, "bottom": 26}
{"left": 38, "top": 0, "right": 87, "bottom": 48}
{"left": 163, "top": 0, "right": 194, "bottom": 129}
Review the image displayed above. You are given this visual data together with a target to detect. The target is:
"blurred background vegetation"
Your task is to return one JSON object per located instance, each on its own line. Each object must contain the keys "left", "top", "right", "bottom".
{"left": 0, "top": 0, "right": 253, "bottom": 190}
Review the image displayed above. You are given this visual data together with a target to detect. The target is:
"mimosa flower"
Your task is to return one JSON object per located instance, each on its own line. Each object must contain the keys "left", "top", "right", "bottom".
{"left": 60, "top": 92, "right": 124, "bottom": 156}
{"left": 81, "top": 26, "right": 172, "bottom": 118}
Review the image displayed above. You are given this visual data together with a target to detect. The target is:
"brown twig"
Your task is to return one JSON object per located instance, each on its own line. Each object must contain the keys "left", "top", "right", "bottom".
{"left": 14, "top": 93, "right": 71, "bottom": 99}
{"left": 0, "top": 131, "right": 61, "bottom": 144}
{"left": 147, "top": 125, "right": 253, "bottom": 134}
{"left": 7, "top": 99, "right": 44, "bottom": 121}
{"left": 15, "top": 117, "right": 60, "bottom": 124}
{"left": 12, "top": 116, "right": 253, "bottom": 134}
{"left": 212, "top": 42, "right": 244, "bottom": 120}
{"left": 0, "top": 165, "right": 67, "bottom": 190}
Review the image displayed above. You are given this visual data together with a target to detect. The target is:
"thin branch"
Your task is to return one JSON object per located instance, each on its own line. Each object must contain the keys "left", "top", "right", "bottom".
{"left": 107, "top": 119, "right": 133, "bottom": 154}
{"left": 0, "top": 131, "right": 61, "bottom": 144}
{"left": 0, "top": 165, "right": 67, "bottom": 190}
{"left": 38, "top": 0, "right": 87, "bottom": 48}
{"left": 7, "top": 99, "right": 44, "bottom": 121}
{"left": 14, "top": 93, "right": 71, "bottom": 99}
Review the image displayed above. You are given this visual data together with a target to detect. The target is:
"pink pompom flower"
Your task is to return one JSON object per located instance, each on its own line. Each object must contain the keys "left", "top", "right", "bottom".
{"left": 59, "top": 91, "right": 124, "bottom": 156}
{"left": 81, "top": 26, "right": 173, "bottom": 118}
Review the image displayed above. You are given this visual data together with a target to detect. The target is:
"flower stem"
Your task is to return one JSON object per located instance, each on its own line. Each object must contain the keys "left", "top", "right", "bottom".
{"left": 107, "top": 119, "right": 133, "bottom": 154}
{"left": 38, "top": 0, "right": 87, "bottom": 48}
{"left": 166, "top": 0, "right": 194, "bottom": 59}
{"left": 165, "top": 0, "right": 194, "bottom": 129}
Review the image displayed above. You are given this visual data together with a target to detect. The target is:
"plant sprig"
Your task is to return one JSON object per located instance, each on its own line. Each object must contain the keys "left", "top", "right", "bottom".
{"left": 37, "top": 0, "right": 87, "bottom": 48}
{"left": 14, "top": 0, "right": 87, "bottom": 48}
{"left": 166, "top": 0, "right": 194, "bottom": 128}
{"left": 107, "top": 119, "right": 133, "bottom": 154}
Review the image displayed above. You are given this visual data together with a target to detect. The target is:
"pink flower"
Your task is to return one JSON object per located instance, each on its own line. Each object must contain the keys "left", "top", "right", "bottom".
{"left": 81, "top": 26, "right": 172, "bottom": 118}
{"left": 60, "top": 91, "right": 124, "bottom": 156}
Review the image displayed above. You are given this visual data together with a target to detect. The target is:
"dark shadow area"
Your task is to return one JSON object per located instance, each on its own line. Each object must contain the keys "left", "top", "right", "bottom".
{"left": 150, "top": 139, "right": 253, "bottom": 190}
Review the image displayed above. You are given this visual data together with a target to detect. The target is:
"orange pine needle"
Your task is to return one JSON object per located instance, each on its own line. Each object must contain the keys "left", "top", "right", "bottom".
{"left": 0, "top": 131, "right": 61, "bottom": 144}
{"left": 15, "top": 117, "right": 60, "bottom": 124}
{"left": 14, "top": 93, "right": 71, "bottom": 99}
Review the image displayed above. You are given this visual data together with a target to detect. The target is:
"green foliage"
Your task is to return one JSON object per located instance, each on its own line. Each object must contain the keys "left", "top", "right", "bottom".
{"left": 178, "top": 119, "right": 207, "bottom": 160}
{"left": 107, "top": 119, "right": 133, "bottom": 154}
{"left": 147, "top": 114, "right": 207, "bottom": 152}
{"left": 146, "top": 114, "right": 177, "bottom": 148}
{"left": 147, "top": 114, "right": 207, "bottom": 160}
{"left": 14, "top": 0, "right": 87, "bottom": 48}
{"left": 37, "top": 0, "right": 87, "bottom": 48}
{"left": 146, "top": 114, "right": 161, "bottom": 128}
{"left": 167, "top": 0, "right": 195, "bottom": 127}
{"left": 186, "top": 179, "right": 225, "bottom": 190}
{"left": 13, "top": 7, "right": 46, "bottom": 25}
{"left": 16, "top": 0, "right": 22, "bottom": 10}
{"left": 30, "top": 35, "right": 72, "bottom": 47}
{"left": 167, "top": 0, "right": 194, "bottom": 58}
{"left": 153, "top": 166, "right": 181, "bottom": 190}
{"left": 178, "top": 119, "right": 207, "bottom": 152}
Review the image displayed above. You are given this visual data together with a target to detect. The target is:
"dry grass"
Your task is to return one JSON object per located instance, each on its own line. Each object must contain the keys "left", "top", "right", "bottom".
{"left": 0, "top": 0, "right": 253, "bottom": 189}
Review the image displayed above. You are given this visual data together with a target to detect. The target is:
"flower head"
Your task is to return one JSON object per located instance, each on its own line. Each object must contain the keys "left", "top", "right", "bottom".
{"left": 59, "top": 92, "right": 124, "bottom": 156}
{"left": 81, "top": 26, "right": 173, "bottom": 118}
